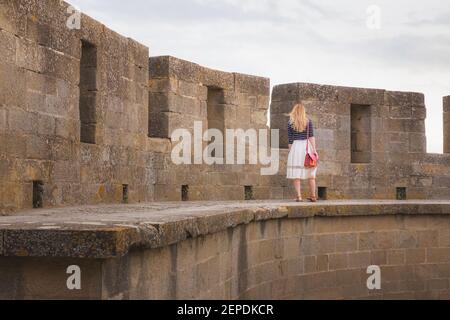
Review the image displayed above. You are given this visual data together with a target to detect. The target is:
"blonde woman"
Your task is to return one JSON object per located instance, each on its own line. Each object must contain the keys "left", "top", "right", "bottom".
{"left": 287, "top": 103, "right": 318, "bottom": 202}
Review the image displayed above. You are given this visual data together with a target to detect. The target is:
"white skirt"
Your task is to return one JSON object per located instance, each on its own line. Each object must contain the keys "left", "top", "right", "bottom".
{"left": 287, "top": 140, "right": 318, "bottom": 180}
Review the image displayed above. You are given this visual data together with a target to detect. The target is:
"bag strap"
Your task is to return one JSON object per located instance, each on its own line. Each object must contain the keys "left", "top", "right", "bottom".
{"left": 306, "top": 120, "right": 310, "bottom": 152}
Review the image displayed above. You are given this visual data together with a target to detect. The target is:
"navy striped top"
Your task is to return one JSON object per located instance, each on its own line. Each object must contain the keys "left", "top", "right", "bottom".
{"left": 288, "top": 119, "right": 315, "bottom": 145}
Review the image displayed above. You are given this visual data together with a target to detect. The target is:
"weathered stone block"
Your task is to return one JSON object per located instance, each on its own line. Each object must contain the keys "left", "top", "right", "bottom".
{"left": 390, "top": 105, "right": 412, "bottom": 119}
{"left": 55, "top": 118, "right": 78, "bottom": 140}
{"left": 348, "top": 251, "right": 371, "bottom": 268}
{"left": 397, "top": 231, "right": 419, "bottom": 249}
{"left": 0, "top": 107, "right": 7, "bottom": 132}
{"left": 329, "top": 253, "right": 348, "bottom": 270}
{"left": 272, "top": 83, "right": 299, "bottom": 102}
{"left": 178, "top": 80, "right": 202, "bottom": 98}
{"left": 409, "top": 133, "right": 426, "bottom": 153}
{"left": 8, "top": 107, "right": 38, "bottom": 135}
{"left": 298, "top": 83, "right": 339, "bottom": 102}
{"left": 411, "top": 107, "right": 426, "bottom": 120}
{"left": 315, "top": 128, "right": 335, "bottom": 142}
{"left": 26, "top": 70, "right": 57, "bottom": 96}
{"left": 256, "top": 95, "right": 270, "bottom": 110}
{"left": 0, "top": 63, "right": 26, "bottom": 108}
{"left": 444, "top": 111, "right": 450, "bottom": 125}
{"left": 315, "top": 113, "right": 337, "bottom": 129}
{"left": 25, "top": 136, "right": 52, "bottom": 160}
{"left": 46, "top": 49, "right": 79, "bottom": 85}
{"left": 149, "top": 56, "right": 170, "bottom": 79}
{"left": 26, "top": 17, "right": 51, "bottom": 46}
{"left": 198, "top": 85, "right": 208, "bottom": 101}
{"left": 359, "top": 231, "right": 396, "bottom": 250}
{"left": 385, "top": 119, "right": 425, "bottom": 133}
{"left": 315, "top": 234, "right": 336, "bottom": 254}
{"left": 128, "top": 38, "right": 149, "bottom": 69}
{"left": 335, "top": 233, "right": 357, "bottom": 252}
{"left": 251, "top": 110, "right": 268, "bottom": 126}
{"left": 438, "top": 229, "right": 450, "bottom": 247}
{"left": 427, "top": 248, "right": 450, "bottom": 263}
{"left": 336, "top": 269, "right": 361, "bottom": 286}
{"left": 149, "top": 92, "right": 169, "bottom": 113}
{"left": 405, "top": 249, "right": 425, "bottom": 264}
{"left": 430, "top": 179, "right": 450, "bottom": 195}
{"left": 234, "top": 73, "right": 269, "bottom": 96}
{"left": 50, "top": 19, "right": 81, "bottom": 57}
{"left": 24, "top": 91, "right": 46, "bottom": 116}
{"left": 0, "top": 1, "right": 27, "bottom": 37}
{"left": 158, "top": 56, "right": 202, "bottom": 83}
{"left": 0, "top": 29, "right": 16, "bottom": 65}
{"left": 303, "top": 255, "right": 316, "bottom": 273}
{"left": 303, "top": 100, "right": 338, "bottom": 115}
{"left": 384, "top": 91, "right": 425, "bottom": 107}
{"left": 201, "top": 67, "right": 234, "bottom": 91}
{"left": 53, "top": 161, "right": 80, "bottom": 183}
{"left": 386, "top": 249, "right": 405, "bottom": 265}
{"left": 316, "top": 255, "right": 329, "bottom": 272}
{"left": 0, "top": 257, "right": 103, "bottom": 300}
{"left": 151, "top": 91, "right": 203, "bottom": 118}
{"left": 371, "top": 250, "right": 387, "bottom": 265}
{"left": 270, "top": 100, "right": 295, "bottom": 115}
{"left": 444, "top": 96, "right": 450, "bottom": 110}
{"left": 338, "top": 87, "right": 384, "bottom": 105}
{"left": 16, "top": 39, "right": 46, "bottom": 74}
{"left": 270, "top": 113, "right": 289, "bottom": 148}
{"left": 427, "top": 279, "right": 449, "bottom": 291}
{"left": 149, "top": 78, "right": 177, "bottom": 93}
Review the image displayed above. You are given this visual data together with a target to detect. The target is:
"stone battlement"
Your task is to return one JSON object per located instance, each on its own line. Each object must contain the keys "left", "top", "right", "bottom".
{"left": 1, "top": 0, "right": 449, "bottom": 213}
{"left": 149, "top": 55, "right": 270, "bottom": 139}
{"left": 271, "top": 82, "right": 450, "bottom": 200}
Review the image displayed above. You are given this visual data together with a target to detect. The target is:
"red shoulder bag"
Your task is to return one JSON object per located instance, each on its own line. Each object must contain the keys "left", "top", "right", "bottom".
{"left": 304, "top": 121, "right": 319, "bottom": 168}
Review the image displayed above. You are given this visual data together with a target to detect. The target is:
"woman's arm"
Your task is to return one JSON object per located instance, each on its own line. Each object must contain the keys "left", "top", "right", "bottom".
{"left": 288, "top": 122, "right": 294, "bottom": 147}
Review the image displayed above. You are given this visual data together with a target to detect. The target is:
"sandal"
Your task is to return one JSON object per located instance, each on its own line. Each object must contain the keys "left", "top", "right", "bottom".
{"left": 295, "top": 196, "right": 303, "bottom": 202}
{"left": 306, "top": 197, "right": 317, "bottom": 202}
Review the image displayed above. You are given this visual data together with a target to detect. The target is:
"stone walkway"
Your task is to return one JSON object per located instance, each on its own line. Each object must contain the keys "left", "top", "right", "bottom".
{"left": 1, "top": 200, "right": 449, "bottom": 259}
{"left": 4, "top": 199, "right": 450, "bottom": 220}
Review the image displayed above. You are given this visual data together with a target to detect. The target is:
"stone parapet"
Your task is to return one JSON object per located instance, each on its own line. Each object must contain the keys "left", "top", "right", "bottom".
{"left": 271, "top": 82, "right": 449, "bottom": 200}
{"left": 1, "top": 200, "right": 449, "bottom": 258}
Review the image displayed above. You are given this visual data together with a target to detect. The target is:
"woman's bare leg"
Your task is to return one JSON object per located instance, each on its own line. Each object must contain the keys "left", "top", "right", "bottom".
{"left": 293, "top": 179, "right": 302, "bottom": 199}
{"left": 308, "top": 178, "right": 316, "bottom": 199}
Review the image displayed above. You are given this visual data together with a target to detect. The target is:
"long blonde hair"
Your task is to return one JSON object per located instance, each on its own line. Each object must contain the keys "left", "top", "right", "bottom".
{"left": 289, "top": 103, "right": 308, "bottom": 132}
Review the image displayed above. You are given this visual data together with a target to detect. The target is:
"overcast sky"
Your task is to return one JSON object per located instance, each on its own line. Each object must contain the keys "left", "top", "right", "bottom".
{"left": 69, "top": 0, "right": 450, "bottom": 153}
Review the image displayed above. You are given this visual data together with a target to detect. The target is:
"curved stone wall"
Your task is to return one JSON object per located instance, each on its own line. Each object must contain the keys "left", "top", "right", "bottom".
{"left": 1, "top": 202, "right": 450, "bottom": 300}
{"left": 121, "top": 214, "right": 450, "bottom": 299}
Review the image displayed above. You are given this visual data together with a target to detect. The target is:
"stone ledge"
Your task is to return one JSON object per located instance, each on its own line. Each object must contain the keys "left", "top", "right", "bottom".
{"left": 0, "top": 200, "right": 449, "bottom": 259}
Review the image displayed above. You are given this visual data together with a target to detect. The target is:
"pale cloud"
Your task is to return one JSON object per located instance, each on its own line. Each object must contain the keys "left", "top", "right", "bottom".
{"left": 68, "top": 0, "right": 450, "bottom": 153}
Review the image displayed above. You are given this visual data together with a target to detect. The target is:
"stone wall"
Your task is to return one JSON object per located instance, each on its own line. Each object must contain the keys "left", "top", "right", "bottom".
{"left": 0, "top": 0, "right": 151, "bottom": 213}
{"left": 1, "top": 202, "right": 450, "bottom": 299}
{"left": 0, "top": 1, "right": 276, "bottom": 212}
{"left": 124, "top": 214, "right": 450, "bottom": 300}
{"left": 271, "top": 83, "right": 450, "bottom": 200}
{"left": 1, "top": 1, "right": 449, "bottom": 213}
{"left": 149, "top": 56, "right": 273, "bottom": 201}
